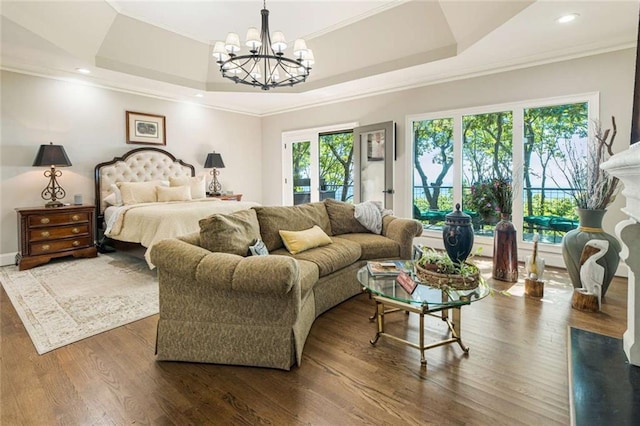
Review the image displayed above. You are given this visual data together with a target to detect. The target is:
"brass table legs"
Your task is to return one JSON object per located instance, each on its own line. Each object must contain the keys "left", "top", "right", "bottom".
{"left": 369, "top": 296, "right": 469, "bottom": 365}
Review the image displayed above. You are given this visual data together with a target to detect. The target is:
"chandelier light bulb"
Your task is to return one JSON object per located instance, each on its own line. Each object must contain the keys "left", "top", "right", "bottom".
{"left": 224, "top": 32, "right": 241, "bottom": 54}
{"left": 293, "top": 39, "right": 308, "bottom": 59}
{"left": 245, "top": 27, "right": 261, "bottom": 51}
{"left": 212, "top": 41, "right": 229, "bottom": 61}
{"left": 271, "top": 31, "right": 287, "bottom": 54}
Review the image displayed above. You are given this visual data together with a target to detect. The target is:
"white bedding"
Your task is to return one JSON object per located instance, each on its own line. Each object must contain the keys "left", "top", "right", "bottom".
{"left": 104, "top": 199, "right": 260, "bottom": 268}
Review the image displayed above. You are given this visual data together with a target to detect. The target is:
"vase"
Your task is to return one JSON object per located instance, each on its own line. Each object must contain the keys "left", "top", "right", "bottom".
{"left": 561, "top": 208, "right": 621, "bottom": 297}
{"left": 442, "top": 203, "right": 474, "bottom": 264}
{"left": 493, "top": 213, "right": 518, "bottom": 282}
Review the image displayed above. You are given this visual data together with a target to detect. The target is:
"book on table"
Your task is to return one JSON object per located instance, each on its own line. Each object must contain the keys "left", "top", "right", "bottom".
{"left": 367, "top": 260, "right": 408, "bottom": 276}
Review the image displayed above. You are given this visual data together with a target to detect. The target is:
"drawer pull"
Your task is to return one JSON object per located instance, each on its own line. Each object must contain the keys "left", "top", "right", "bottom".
{"left": 41, "top": 244, "right": 50, "bottom": 251}
{"left": 40, "top": 231, "right": 50, "bottom": 238}
{"left": 72, "top": 241, "right": 80, "bottom": 247}
{"left": 40, "top": 218, "right": 50, "bottom": 224}
{"left": 71, "top": 215, "right": 80, "bottom": 221}
{"left": 72, "top": 227, "right": 80, "bottom": 234}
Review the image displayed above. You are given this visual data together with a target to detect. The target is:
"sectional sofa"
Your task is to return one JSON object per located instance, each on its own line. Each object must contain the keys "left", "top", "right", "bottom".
{"left": 150, "top": 199, "right": 423, "bottom": 370}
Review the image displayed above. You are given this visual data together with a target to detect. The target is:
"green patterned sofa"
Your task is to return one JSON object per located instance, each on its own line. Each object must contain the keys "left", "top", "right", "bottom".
{"left": 150, "top": 199, "right": 423, "bottom": 370}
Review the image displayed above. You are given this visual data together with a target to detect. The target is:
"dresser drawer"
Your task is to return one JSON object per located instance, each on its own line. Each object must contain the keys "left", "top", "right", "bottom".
{"left": 29, "top": 237, "right": 93, "bottom": 255}
{"left": 29, "top": 224, "right": 89, "bottom": 242}
{"left": 28, "top": 212, "right": 89, "bottom": 227}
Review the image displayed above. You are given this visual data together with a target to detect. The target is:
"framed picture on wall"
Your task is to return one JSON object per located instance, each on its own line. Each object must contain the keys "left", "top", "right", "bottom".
{"left": 366, "top": 130, "right": 385, "bottom": 161}
{"left": 126, "top": 111, "right": 166, "bottom": 145}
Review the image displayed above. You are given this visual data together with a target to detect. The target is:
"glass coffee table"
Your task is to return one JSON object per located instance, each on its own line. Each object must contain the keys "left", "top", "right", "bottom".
{"left": 357, "top": 262, "right": 490, "bottom": 365}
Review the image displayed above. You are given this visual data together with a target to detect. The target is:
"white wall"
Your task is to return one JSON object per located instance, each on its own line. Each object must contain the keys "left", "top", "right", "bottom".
{"left": 261, "top": 49, "right": 635, "bottom": 268}
{"left": 0, "top": 71, "right": 262, "bottom": 264}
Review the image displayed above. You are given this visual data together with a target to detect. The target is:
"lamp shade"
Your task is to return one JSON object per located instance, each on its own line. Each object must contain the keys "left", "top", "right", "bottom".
{"left": 32, "top": 142, "right": 72, "bottom": 167}
{"left": 204, "top": 152, "right": 225, "bottom": 169}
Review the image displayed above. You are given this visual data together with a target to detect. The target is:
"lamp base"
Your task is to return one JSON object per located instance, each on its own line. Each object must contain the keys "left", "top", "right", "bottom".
{"left": 45, "top": 200, "right": 65, "bottom": 208}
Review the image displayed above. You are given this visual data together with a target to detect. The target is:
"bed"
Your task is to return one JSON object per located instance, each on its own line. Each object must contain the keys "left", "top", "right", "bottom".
{"left": 94, "top": 147, "right": 259, "bottom": 267}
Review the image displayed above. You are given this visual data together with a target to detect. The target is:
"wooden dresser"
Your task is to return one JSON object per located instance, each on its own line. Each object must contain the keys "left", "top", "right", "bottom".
{"left": 16, "top": 205, "right": 98, "bottom": 270}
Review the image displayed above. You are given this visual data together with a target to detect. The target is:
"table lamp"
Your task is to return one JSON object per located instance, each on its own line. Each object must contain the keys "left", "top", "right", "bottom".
{"left": 204, "top": 152, "right": 225, "bottom": 195}
{"left": 32, "top": 142, "right": 72, "bottom": 207}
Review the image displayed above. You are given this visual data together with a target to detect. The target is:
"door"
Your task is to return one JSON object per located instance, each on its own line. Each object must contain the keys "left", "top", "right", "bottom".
{"left": 282, "top": 122, "right": 358, "bottom": 205}
{"left": 353, "top": 121, "right": 395, "bottom": 209}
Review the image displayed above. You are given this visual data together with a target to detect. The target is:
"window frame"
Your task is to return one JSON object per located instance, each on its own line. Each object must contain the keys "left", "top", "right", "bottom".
{"left": 405, "top": 92, "right": 599, "bottom": 258}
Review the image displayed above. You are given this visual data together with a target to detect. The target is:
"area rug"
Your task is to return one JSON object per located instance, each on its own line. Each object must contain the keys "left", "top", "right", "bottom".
{"left": 0, "top": 252, "right": 157, "bottom": 354}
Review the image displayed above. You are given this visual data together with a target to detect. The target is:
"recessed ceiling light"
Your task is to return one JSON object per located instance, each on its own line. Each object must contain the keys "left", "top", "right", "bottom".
{"left": 194, "top": 93, "right": 204, "bottom": 98}
{"left": 557, "top": 13, "right": 579, "bottom": 24}
{"left": 75, "top": 68, "right": 91, "bottom": 74}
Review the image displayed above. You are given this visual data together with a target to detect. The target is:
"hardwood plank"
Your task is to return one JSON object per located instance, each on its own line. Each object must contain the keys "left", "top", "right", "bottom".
{"left": 1, "top": 264, "right": 628, "bottom": 425}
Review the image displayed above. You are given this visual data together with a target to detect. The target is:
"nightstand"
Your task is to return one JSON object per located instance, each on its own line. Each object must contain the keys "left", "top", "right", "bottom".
{"left": 15, "top": 205, "right": 98, "bottom": 270}
{"left": 208, "top": 193, "right": 243, "bottom": 201}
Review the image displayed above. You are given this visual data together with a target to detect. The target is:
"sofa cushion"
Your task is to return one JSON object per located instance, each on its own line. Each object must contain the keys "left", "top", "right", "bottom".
{"left": 279, "top": 225, "right": 332, "bottom": 255}
{"left": 199, "top": 209, "right": 261, "bottom": 256}
{"left": 253, "top": 203, "right": 332, "bottom": 252}
{"left": 324, "top": 198, "right": 369, "bottom": 235}
{"left": 333, "top": 234, "right": 400, "bottom": 260}
{"left": 272, "top": 237, "right": 361, "bottom": 277}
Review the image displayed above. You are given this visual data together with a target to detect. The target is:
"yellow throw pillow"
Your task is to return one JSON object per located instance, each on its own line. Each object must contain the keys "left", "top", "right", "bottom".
{"left": 157, "top": 185, "right": 192, "bottom": 202}
{"left": 279, "top": 225, "right": 332, "bottom": 255}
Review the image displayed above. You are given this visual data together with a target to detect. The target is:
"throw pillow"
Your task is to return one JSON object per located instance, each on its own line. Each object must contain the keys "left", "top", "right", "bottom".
{"left": 170, "top": 175, "right": 206, "bottom": 199}
{"left": 157, "top": 185, "right": 192, "bottom": 202}
{"left": 117, "top": 180, "right": 161, "bottom": 205}
{"left": 354, "top": 201, "right": 384, "bottom": 234}
{"left": 323, "top": 198, "right": 369, "bottom": 235}
{"left": 199, "top": 209, "right": 261, "bottom": 256}
{"left": 279, "top": 225, "right": 332, "bottom": 255}
{"left": 248, "top": 239, "right": 269, "bottom": 256}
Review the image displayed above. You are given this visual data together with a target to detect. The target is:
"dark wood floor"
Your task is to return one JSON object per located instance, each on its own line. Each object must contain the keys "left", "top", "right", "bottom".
{"left": 1, "top": 261, "right": 628, "bottom": 425}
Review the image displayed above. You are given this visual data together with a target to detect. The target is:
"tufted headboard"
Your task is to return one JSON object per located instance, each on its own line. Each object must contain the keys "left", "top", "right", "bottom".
{"left": 94, "top": 147, "right": 195, "bottom": 228}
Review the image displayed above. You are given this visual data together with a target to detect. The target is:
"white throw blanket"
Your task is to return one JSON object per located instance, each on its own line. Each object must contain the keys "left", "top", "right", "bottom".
{"left": 105, "top": 199, "right": 260, "bottom": 268}
{"left": 354, "top": 201, "right": 393, "bottom": 234}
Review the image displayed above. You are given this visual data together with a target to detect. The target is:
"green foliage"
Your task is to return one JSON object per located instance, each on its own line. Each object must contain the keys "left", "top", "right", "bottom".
{"left": 416, "top": 248, "right": 479, "bottom": 279}
{"left": 524, "top": 193, "right": 578, "bottom": 219}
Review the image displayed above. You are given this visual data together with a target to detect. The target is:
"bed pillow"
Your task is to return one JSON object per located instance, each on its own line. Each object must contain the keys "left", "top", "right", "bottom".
{"left": 104, "top": 192, "right": 119, "bottom": 207}
{"left": 157, "top": 185, "right": 192, "bottom": 202}
{"left": 117, "top": 181, "right": 161, "bottom": 205}
{"left": 170, "top": 175, "right": 206, "bottom": 200}
{"left": 199, "top": 209, "right": 261, "bottom": 256}
{"left": 279, "top": 225, "right": 332, "bottom": 255}
{"left": 108, "top": 184, "right": 123, "bottom": 206}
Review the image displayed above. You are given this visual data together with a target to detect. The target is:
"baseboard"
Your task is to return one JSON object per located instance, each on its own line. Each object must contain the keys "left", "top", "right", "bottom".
{"left": 0, "top": 252, "right": 16, "bottom": 267}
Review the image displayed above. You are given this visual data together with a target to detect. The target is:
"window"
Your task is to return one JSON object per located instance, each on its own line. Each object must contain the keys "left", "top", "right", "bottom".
{"left": 410, "top": 95, "right": 595, "bottom": 247}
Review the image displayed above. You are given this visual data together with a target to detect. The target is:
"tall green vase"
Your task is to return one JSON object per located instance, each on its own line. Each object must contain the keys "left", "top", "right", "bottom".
{"left": 561, "top": 208, "right": 621, "bottom": 297}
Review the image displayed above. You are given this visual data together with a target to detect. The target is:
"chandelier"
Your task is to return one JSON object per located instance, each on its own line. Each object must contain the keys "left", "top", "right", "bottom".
{"left": 212, "top": 1, "right": 314, "bottom": 91}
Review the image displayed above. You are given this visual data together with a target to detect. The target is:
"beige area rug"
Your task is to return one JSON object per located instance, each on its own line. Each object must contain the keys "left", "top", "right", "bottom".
{"left": 0, "top": 252, "right": 157, "bottom": 354}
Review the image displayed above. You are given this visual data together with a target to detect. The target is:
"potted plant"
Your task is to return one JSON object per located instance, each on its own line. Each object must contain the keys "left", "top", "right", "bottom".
{"left": 557, "top": 116, "right": 622, "bottom": 296}
{"left": 414, "top": 248, "right": 480, "bottom": 290}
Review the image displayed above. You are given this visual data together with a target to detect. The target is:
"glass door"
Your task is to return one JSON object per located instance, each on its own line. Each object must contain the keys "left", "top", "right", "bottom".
{"left": 282, "top": 123, "right": 358, "bottom": 205}
{"left": 353, "top": 121, "right": 395, "bottom": 209}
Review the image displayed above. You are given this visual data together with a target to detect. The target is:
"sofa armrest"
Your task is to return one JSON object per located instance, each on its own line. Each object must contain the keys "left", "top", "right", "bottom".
{"left": 382, "top": 216, "right": 423, "bottom": 259}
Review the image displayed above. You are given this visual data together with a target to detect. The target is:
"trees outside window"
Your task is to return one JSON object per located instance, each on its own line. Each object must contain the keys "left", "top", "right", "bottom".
{"left": 413, "top": 118, "right": 454, "bottom": 224}
{"left": 411, "top": 97, "right": 591, "bottom": 245}
{"left": 319, "top": 131, "right": 354, "bottom": 202}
